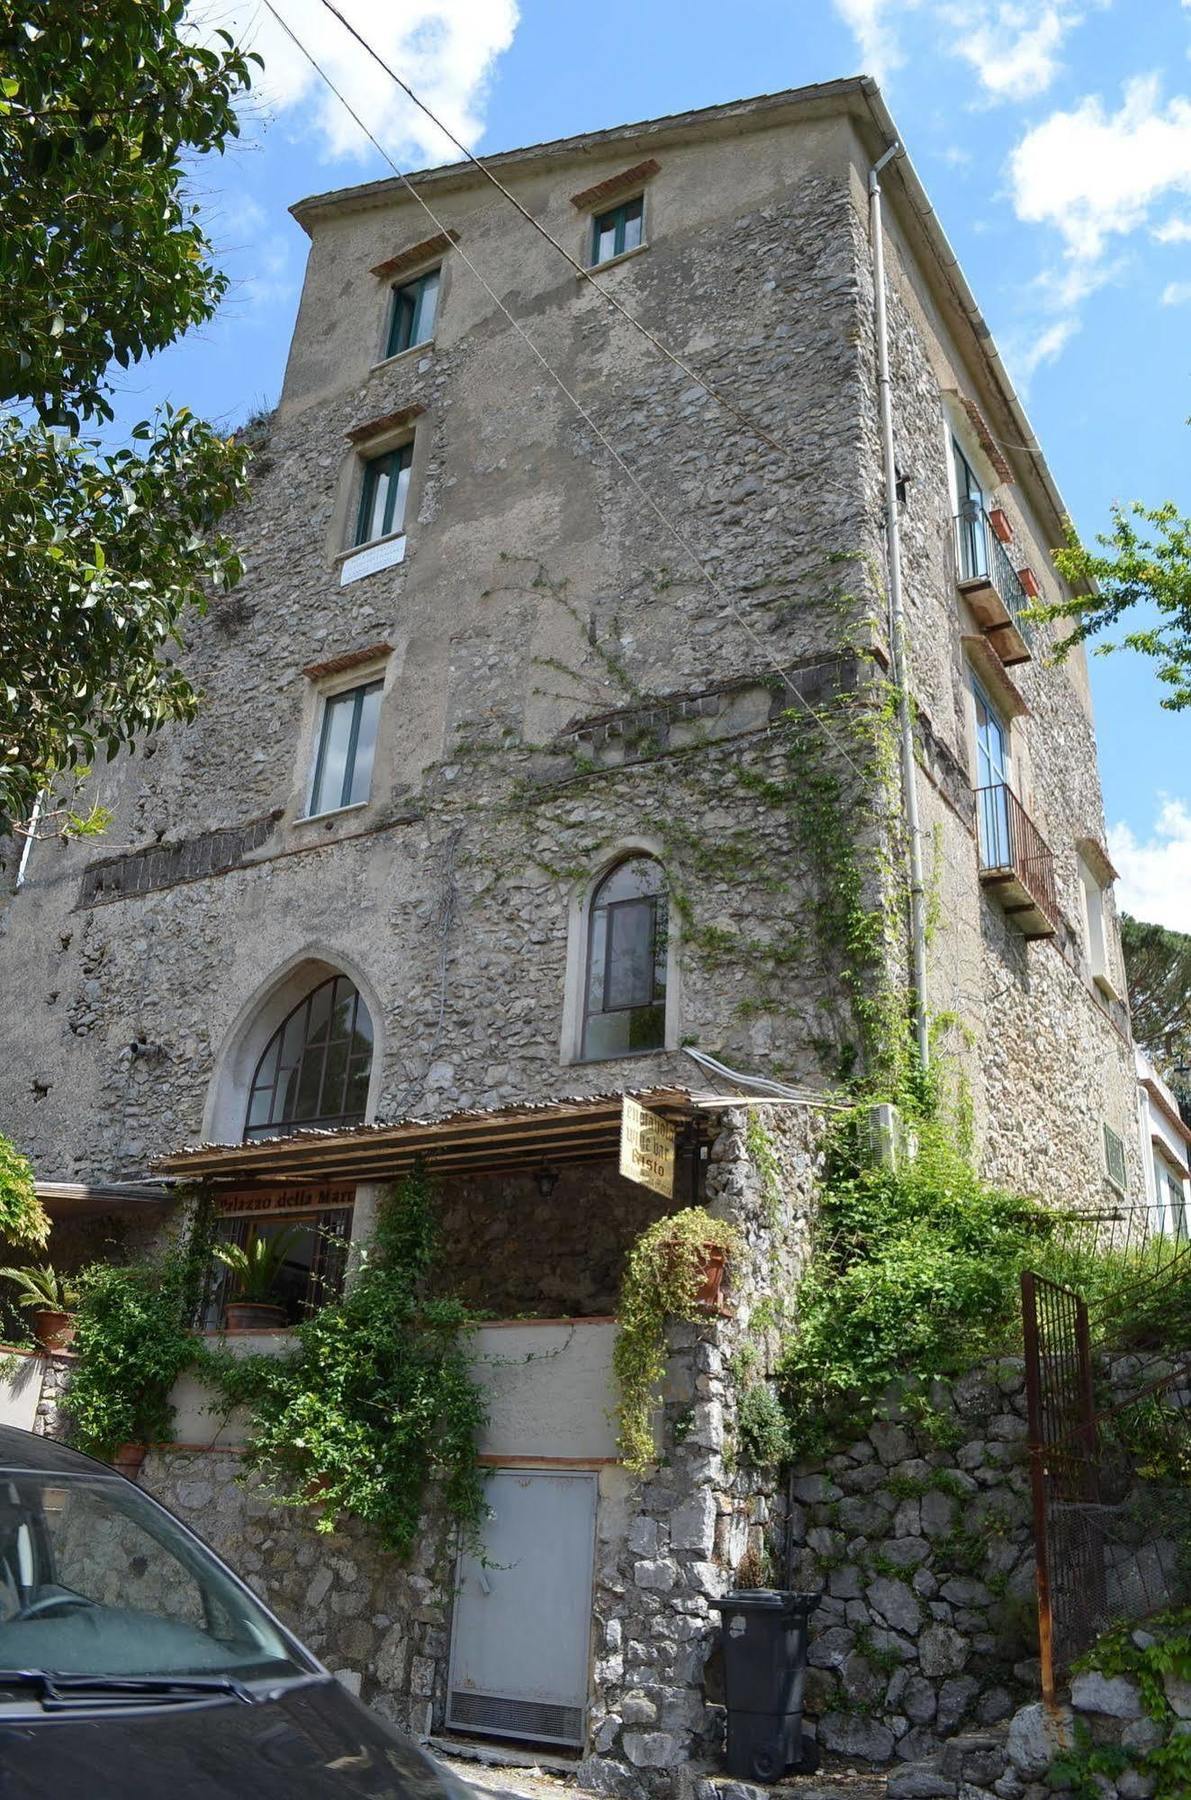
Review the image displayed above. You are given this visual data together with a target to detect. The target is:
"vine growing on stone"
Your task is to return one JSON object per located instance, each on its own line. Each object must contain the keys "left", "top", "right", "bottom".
{"left": 202, "top": 1168, "right": 487, "bottom": 1558}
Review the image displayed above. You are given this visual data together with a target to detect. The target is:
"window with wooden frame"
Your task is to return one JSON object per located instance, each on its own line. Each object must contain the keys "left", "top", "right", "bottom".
{"left": 355, "top": 441, "right": 412, "bottom": 548}
{"left": 386, "top": 266, "right": 440, "bottom": 358}
{"left": 581, "top": 856, "right": 668, "bottom": 1060}
{"left": 590, "top": 194, "right": 644, "bottom": 267}
{"left": 201, "top": 1207, "right": 352, "bottom": 1328}
{"left": 306, "top": 678, "right": 382, "bottom": 818}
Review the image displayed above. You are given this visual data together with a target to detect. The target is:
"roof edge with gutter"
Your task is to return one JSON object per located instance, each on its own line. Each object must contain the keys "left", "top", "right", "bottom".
{"left": 288, "top": 75, "right": 1075, "bottom": 572}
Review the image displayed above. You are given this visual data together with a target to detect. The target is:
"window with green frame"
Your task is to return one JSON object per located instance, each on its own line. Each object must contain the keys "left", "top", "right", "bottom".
{"left": 355, "top": 442, "right": 412, "bottom": 547}
{"left": 590, "top": 195, "right": 644, "bottom": 266}
{"left": 307, "top": 680, "right": 383, "bottom": 817}
{"left": 386, "top": 267, "right": 439, "bottom": 358}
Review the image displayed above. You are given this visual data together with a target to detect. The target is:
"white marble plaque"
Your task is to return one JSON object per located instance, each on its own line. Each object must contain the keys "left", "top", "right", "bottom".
{"left": 339, "top": 532, "right": 406, "bottom": 586}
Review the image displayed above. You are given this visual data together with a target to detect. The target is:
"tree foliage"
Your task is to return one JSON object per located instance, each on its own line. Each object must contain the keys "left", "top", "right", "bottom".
{"left": 1120, "top": 912, "right": 1191, "bottom": 1080}
{"left": 0, "top": 1133, "right": 49, "bottom": 1248}
{"left": 0, "top": 0, "right": 259, "bottom": 830}
{"left": 1041, "top": 501, "right": 1191, "bottom": 710}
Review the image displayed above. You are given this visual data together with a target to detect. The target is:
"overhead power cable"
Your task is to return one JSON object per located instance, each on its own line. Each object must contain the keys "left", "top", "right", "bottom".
{"left": 310, "top": 0, "right": 790, "bottom": 461}
{"left": 258, "top": 0, "right": 877, "bottom": 791}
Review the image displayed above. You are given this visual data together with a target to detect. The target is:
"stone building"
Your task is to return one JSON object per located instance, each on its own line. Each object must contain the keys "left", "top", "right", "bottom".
{"left": 0, "top": 76, "right": 1141, "bottom": 1788}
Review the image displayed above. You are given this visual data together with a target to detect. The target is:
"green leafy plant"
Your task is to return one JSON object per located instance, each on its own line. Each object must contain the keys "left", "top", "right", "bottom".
{"left": 0, "top": 1135, "right": 49, "bottom": 1248}
{"left": 1049, "top": 1607, "right": 1191, "bottom": 1800}
{"left": 202, "top": 1169, "right": 487, "bottom": 1557}
{"left": 736, "top": 1381, "right": 792, "bottom": 1467}
{"left": 213, "top": 1226, "right": 304, "bottom": 1305}
{"left": 0, "top": 0, "right": 258, "bottom": 830}
{"left": 64, "top": 1202, "right": 214, "bottom": 1456}
{"left": 777, "top": 1086, "right": 1052, "bottom": 1459}
{"left": 0, "top": 1262, "right": 78, "bottom": 1313}
{"left": 612, "top": 1207, "right": 743, "bottom": 1471}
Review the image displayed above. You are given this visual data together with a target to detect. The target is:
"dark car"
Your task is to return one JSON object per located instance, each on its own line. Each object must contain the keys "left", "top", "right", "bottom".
{"left": 0, "top": 1424, "right": 476, "bottom": 1799}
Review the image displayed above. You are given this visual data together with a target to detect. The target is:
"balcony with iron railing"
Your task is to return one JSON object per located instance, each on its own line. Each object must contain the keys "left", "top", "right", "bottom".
{"left": 975, "top": 781, "right": 1060, "bottom": 938}
{"left": 955, "top": 502, "right": 1034, "bottom": 667}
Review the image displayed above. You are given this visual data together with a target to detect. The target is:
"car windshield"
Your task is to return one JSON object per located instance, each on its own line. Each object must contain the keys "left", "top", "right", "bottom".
{"left": 0, "top": 1469, "right": 311, "bottom": 1687}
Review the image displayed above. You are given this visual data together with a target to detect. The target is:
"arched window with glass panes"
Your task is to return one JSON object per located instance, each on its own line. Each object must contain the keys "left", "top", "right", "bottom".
{"left": 243, "top": 974, "right": 374, "bottom": 1141}
{"left": 581, "top": 856, "right": 669, "bottom": 1060}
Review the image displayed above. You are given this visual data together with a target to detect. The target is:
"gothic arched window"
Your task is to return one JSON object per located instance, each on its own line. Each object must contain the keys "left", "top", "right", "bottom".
{"left": 243, "top": 974, "right": 374, "bottom": 1141}
{"left": 581, "top": 856, "right": 669, "bottom": 1060}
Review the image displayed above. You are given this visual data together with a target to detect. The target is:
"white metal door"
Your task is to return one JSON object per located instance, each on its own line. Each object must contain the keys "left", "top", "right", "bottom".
{"left": 447, "top": 1469, "right": 597, "bottom": 1747}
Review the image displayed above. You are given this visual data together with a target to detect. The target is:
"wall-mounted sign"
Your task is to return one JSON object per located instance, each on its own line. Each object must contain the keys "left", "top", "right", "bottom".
{"left": 619, "top": 1098, "right": 676, "bottom": 1200}
{"left": 215, "top": 1184, "right": 356, "bottom": 1217}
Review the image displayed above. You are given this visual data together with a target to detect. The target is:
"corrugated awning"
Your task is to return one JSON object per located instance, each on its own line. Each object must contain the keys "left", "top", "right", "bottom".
{"left": 36, "top": 1181, "right": 175, "bottom": 1216}
{"left": 154, "top": 1087, "right": 702, "bottom": 1186}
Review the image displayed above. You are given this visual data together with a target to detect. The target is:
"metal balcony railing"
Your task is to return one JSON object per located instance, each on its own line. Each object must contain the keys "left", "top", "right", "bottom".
{"left": 955, "top": 503, "right": 1035, "bottom": 655}
{"left": 976, "top": 782, "right": 1060, "bottom": 936}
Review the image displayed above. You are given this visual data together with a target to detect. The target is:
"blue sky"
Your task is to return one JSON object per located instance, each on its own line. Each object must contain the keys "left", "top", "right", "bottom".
{"left": 138, "top": 1, "right": 1191, "bottom": 924}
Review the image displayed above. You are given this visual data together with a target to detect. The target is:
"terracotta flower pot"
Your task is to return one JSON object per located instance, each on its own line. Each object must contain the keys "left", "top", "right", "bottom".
{"left": 664, "top": 1242, "right": 729, "bottom": 1310}
{"left": 223, "top": 1301, "right": 286, "bottom": 1331}
{"left": 693, "top": 1245, "right": 728, "bottom": 1310}
{"left": 1017, "top": 565, "right": 1041, "bottom": 599}
{"left": 32, "top": 1309, "right": 75, "bottom": 1352}
{"left": 989, "top": 506, "right": 1014, "bottom": 545}
{"left": 112, "top": 1442, "right": 147, "bottom": 1480}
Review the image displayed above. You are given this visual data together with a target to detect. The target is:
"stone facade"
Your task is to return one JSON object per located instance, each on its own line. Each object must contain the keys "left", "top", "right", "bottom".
{"left": 0, "top": 77, "right": 1146, "bottom": 1793}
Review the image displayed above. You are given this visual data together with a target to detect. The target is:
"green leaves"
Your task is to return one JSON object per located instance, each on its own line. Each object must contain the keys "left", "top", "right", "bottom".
{"left": 0, "top": 412, "right": 249, "bottom": 830}
{"left": 0, "top": 1135, "right": 50, "bottom": 1248}
{"left": 1040, "top": 495, "right": 1191, "bottom": 710}
{"left": 0, "top": 0, "right": 256, "bottom": 426}
{"left": 0, "top": 0, "right": 256, "bottom": 824}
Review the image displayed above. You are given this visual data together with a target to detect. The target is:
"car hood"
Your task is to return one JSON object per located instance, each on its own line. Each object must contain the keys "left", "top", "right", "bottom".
{"left": 0, "top": 1675, "right": 454, "bottom": 1800}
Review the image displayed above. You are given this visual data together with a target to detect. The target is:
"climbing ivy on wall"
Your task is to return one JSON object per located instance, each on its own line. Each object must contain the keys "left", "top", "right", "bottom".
{"left": 203, "top": 1169, "right": 487, "bottom": 1557}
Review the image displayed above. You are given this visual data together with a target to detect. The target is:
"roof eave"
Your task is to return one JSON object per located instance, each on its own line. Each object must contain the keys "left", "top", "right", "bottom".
{"left": 288, "top": 77, "right": 872, "bottom": 234}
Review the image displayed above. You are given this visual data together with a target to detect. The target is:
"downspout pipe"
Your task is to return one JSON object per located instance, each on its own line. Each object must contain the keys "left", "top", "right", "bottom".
{"left": 869, "top": 144, "right": 930, "bottom": 1074}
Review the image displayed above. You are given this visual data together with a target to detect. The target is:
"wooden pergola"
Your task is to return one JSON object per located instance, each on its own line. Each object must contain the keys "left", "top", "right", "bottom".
{"left": 155, "top": 1086, "right": 703, "bottom": 1187}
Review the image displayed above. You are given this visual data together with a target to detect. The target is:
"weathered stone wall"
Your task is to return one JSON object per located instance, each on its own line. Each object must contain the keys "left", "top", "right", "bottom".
{"left": 842, "top": 139, "right": 1141, "bottom": 1209}
{"left": 434, "top": 1162, "right": 678, "bottom": 1317}
{"left": 783, "top": 1360, "right": 1040, "bottom": 1765}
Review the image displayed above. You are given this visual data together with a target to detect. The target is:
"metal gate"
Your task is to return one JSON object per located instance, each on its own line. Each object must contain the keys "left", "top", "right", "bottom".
{"left": 447, "top": 1468, "right": 597, "bottom": 1748}
{"left": 1022, "top": 1252, "right": 1191, "bottom": 1700}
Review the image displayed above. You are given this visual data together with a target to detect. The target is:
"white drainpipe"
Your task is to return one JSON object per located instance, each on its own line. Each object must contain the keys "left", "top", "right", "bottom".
{"left": 870, "top": 143, "right": 930, "bottom": 1073}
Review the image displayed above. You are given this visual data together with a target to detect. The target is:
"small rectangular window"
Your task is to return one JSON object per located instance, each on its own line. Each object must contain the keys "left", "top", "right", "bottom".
{"left": 355, "top": 442, "right": 412, "bottom": 547}
{"left": 591, "top": 195, "right": 644, "bottom": 266}
{"left": 386, "top": 267, "right": 439, "bottom": 358}
{"left": 1078, "top": 858, "right": 1112, "bottom": 989}
{"left": 1103, "top": 1122, "right": 1128, "bottom": 1194}
{"left": 308, "top": 680, "right": 382, "bottom": 817}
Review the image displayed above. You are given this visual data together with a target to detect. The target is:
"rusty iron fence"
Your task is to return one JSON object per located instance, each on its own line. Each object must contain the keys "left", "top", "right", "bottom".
{"left": 1021, "top": 1224, "right": 1191, "bottom": 1701}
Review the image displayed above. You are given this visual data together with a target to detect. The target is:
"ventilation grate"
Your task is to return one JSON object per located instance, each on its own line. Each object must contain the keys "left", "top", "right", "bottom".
{"left": 448, "top": 1688, "right": 584, "bottom": 1747}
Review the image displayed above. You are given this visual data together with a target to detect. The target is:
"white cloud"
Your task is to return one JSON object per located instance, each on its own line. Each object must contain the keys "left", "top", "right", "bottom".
{"left": 190, "top": 0, "right": 518, "bottom": 164}
{"left": 834, "top": 0, "right": 1081, "bottom": 100}
{"left": 1009, "top": 76, "right": 1191, "bottom": 263}
{"left": 1110, "top": 800, "right": 1191, "bottom": 932}
{"left": 945, "top": 3, "right": 1082, "bottom": 102}
{"left": 832, "top": 1, "right": 911, "bottom": 78}
{"left": 1162, "top": 279, "right": 1191, "bottom": 304}
{"left": 1153, "top": 217, "right": 1191, "bottom": 243}
{"left": 1002, "top": 315, "right": 1080, "bottom": 389}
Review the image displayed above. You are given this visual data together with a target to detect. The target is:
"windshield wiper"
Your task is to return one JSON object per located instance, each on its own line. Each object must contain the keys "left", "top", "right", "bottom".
{"left": 0, "top": 1670, "right": 256, "bottom": 1709}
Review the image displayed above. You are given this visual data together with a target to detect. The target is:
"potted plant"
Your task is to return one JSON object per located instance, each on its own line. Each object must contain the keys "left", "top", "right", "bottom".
{"left": 213, "top": 1226, "right": 303, "bottom": 1330}
{"left": 0, "top": 1261, "right": 80, "bottom": 1350}
{"left": 612, "top": 1207, "right": 742, "bottom": 1471}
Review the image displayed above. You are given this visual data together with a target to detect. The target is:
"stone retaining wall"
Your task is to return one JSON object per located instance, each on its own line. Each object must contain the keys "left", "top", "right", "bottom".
{"left": 782, "top": 1362, "right": 1040, "bottom": 1765}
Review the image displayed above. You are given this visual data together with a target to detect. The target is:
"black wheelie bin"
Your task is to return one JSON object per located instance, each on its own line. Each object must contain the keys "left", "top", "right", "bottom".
{"left": 710, "top": 1589, "right": 820, "bottom": 1782}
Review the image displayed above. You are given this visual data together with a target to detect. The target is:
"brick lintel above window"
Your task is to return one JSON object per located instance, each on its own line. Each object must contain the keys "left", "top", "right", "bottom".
{"left": 948, "top": 390, "right": 1014, "bottom": 485}
{"left": 370, "top": 229, "right": 459, "bottom": 281}
{"left": 345, "top": 403, "right": 424, "bottom": 447}
{"left": 303, "top": 642, "right": 394, "bottom": 683}
{"left": 570, "top": 157, "right": 660, "bottom": 213}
